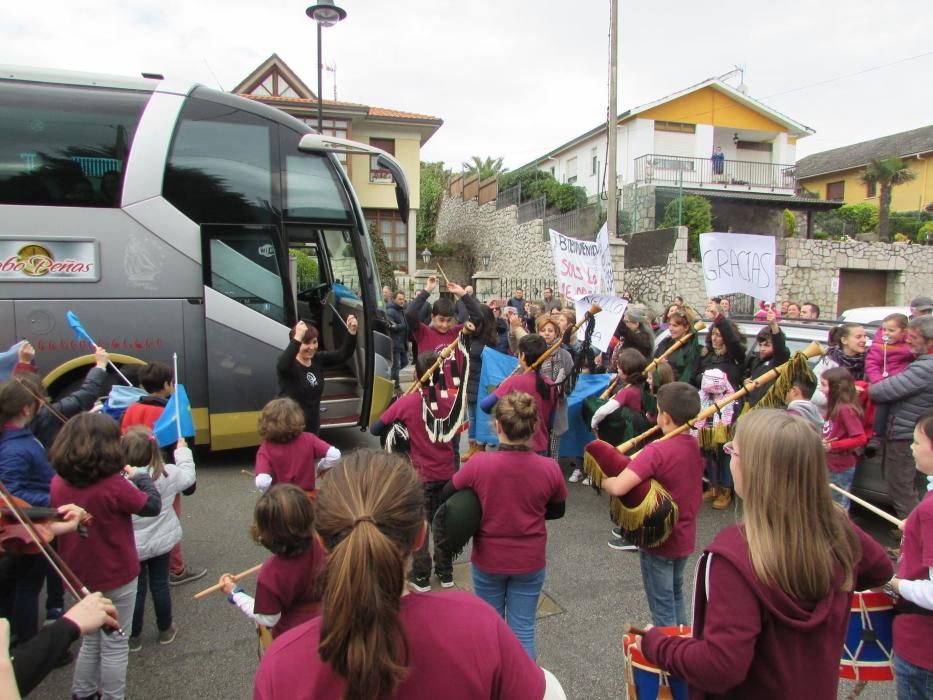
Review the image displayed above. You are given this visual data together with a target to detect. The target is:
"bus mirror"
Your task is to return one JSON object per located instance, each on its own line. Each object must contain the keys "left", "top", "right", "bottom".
{"left": 376, "top": 154, "right": 410, "bottom": 222}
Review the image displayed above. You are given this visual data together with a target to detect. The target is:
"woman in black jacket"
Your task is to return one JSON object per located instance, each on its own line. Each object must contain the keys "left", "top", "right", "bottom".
{"left": 276, "top": 317, "right": 357, "bottom": 434}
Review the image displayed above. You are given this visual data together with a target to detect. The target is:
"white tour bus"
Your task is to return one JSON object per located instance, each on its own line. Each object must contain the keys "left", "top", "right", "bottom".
{"left": 0, "top": 66, "right": 406, "bottom": 449}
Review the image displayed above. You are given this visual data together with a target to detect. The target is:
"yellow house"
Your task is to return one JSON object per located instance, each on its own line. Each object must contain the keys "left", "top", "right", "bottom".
{"left": 796, "top": 124, "right": 933, "bottom": 212}
{"left": 233, "top": 54, "right": 442, "bottom": 272}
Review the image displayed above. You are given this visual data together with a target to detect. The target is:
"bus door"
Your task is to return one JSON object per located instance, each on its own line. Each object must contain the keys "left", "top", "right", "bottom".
{"left": 200, "top": 223, "right": 293, "bottom": 449}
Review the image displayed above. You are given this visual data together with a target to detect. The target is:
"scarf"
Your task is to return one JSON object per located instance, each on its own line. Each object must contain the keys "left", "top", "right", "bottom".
{"left": 826, "top": 346, "right": 865, "bottom": 380}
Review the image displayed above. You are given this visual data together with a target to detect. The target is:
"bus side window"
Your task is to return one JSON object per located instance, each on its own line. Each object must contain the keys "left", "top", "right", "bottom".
{"left": 0, "top": 82, "right": 146, "bottom": 207}
{"left": 204, "top": 226, "right": 287, "bottom": 324}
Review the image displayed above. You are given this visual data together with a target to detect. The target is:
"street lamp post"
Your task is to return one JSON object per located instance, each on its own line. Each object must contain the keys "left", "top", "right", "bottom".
{"left": 420, "top": 248, "right": 432, "bottom": 267}
{"left": 305, "top": 0, "right": 347, "bottom": 133}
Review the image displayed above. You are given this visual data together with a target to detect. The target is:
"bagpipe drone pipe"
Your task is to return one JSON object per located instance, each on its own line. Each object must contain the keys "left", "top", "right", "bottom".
{"left": 584, "top": 341, "right": 824, "bottom": 548}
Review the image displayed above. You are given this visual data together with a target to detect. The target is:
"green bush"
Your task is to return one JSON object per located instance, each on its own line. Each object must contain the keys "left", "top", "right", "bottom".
{"left": 918, "top": 221, "right": 933, "bottom": 244}
{"left": 661, "top": 195, "right": 713, "bottom": 259}
{"left": 837, "top": 203, "right": 880, "bottom": 233}
{"left": 889, "top": 210, "right": 933, "bottom": 241}
{"left": 289, "top": 248, "right": 319, "bottom": 288}
{"left": 368, "top": 223, "right": 396, "bottom": 290}
{"left": 498, "top": 168, "right": 587, "bottom": 212}
{"left": 782, "top": 209, "right": 798, "bottom": 238}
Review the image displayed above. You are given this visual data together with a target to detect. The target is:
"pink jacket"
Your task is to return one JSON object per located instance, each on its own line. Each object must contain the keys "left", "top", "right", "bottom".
{"left": 865, "top": 328, "right": 915, "bottom": 384}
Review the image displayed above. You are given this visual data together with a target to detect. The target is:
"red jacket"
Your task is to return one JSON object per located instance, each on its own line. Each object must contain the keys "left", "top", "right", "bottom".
{"left": 642, "top": 522, "right": 892, "bottom": 699}
{"left": 120, "top": 395, "right": 167, "bottom": 432}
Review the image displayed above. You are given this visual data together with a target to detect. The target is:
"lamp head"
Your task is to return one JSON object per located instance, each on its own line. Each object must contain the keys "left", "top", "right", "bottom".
{"left": 306, "top": 0, "right": 347, "bottom": 26}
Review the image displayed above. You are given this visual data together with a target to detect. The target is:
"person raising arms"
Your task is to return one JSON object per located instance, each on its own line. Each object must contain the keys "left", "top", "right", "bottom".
{"left": 253, "top": 449, "right": 565, "bottom": 700}
{"left": 276, "top": 316, "right": 358, "bottom": 435}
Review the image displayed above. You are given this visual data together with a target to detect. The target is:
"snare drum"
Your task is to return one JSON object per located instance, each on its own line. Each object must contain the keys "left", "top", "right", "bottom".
{"left": 839, "top": 590, "right": 894, "bottom": 682}
{"left": 623, "top": 625, "right": 691, "bottom": 700}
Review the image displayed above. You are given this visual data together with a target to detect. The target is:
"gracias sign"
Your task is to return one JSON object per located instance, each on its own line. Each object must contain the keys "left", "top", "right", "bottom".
{"left": 0, "top": 239, "right": 99, "bottom": 282}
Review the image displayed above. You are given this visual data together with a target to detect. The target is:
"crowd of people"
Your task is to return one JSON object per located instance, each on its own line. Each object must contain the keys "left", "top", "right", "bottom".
{"left": 0, "top": 285, "right": 931, "bottom": 698}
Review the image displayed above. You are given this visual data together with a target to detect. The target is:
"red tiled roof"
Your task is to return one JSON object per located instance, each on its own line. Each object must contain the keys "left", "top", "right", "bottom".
{"left": 241, "top": 93, "right": 441, "bottom": 122}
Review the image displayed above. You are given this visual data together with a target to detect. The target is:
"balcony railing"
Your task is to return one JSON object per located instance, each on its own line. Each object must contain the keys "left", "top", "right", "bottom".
{"left": 634, "top": 154, "right": 796, "bottom": 191}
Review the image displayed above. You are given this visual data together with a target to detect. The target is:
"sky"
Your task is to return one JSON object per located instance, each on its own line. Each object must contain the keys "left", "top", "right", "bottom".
{"left": 5, "top": 0, "right": 931, "bottom": 171}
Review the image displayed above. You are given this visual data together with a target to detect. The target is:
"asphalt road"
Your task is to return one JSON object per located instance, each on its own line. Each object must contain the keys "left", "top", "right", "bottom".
{"left": 36, "top": 425, "right": 899, "bottom": 700}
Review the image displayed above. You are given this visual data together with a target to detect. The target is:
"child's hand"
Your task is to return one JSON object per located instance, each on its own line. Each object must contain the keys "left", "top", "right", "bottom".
{"left": 63, "top": 592, "right": 120, "bottom": 634}
{"left": 634, "top": 624, "right": 654, "bottom": 653}
{"left": 822, "top": 440, "right": 832, "bottom": 452}
{"left": 93, "top": 345, "right": 109, "bottom": 369}
{"left": 17, "top": 340, "right": 35, "bottom": 364}
{"left": 123, "top": 465, "right": 139, "bottom": 479}
{"left": 219, "top": 574, "right": 237, "bottom": 595}
{"left": 50, "top": 504, "right": 89, "bottom": 536}
{"left": 176, "top": 438, "right": 187, "bottom": 449}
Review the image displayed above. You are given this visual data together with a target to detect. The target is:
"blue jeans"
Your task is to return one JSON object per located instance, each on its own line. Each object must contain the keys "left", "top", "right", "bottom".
{"left": 705, "top": 445, "right": 733, "bottom": 490}
{"left": 471, "top": 566, "right": 545, "bottom": 659}
{"left": 894, "top": 654, "right": 933, "bottom": 699}
{"left": 639, "top": 551, "right": 688, "bottom": 627}
{"left": 132, "top": 552, "right": 173, "bottom": 636}
{"left": 467, "top": 401, "right": 477, "bottom": 440}
{"left": 828, "top": 467, "right": 855, "bottom": 509}
{"left": 391, "top": 348, "right": 408, "bottom": 388}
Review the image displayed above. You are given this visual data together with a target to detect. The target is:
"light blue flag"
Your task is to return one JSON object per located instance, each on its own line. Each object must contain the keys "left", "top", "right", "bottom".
{"left": 560, "top": 373, "right": 612, "bottom": 459}
{"left": 0, "top": 341, "right": 25, "bottom": 381}
{"left": 475, "top": 347, "right": 519, "bottom": 446}
{"left": 153, "top": 384, "right": 196, "bottom": 448}
{"left": 65, "top": 310, "right": 96, "bottom": 345}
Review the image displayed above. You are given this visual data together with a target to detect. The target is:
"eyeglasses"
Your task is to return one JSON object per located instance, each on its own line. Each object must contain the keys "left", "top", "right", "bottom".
{"left": 723, "top": 441, "right": 739, "bottom": 458}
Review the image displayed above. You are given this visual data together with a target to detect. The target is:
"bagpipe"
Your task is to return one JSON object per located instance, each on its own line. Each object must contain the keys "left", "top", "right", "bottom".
{"left": 384, "top": 322, "right": 476, "bottom": 455}
{"left": 499, "top": 302, "right": 601, "bottom": 384}
{"left": 584, "top": 341, "right": 825, "bottom": 548}
{"left": 584, "top": 319, "right": 706, "bottom": 445}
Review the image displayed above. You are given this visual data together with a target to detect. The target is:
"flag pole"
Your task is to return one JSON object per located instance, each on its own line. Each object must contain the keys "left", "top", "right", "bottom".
{"left": 173, "top": 352, "right": 181, "bottom": 442}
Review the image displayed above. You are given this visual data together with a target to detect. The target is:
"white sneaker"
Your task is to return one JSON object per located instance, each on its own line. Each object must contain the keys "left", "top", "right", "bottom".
{"left": 581, "top": 476, "right": 592, "bottom": 486}
{"left": 568, "top": 468, "right": 584, "bottom": 483}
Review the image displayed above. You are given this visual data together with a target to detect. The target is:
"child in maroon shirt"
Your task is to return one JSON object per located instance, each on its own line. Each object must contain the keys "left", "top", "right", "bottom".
{"left": 601, "top": 382, "right": 703, "bottom": 626}
{"left": 254, "top": 450, "right": 557, "bottom": 700}
{"left": 820, "top": 367, "right": 867, "bottom": 509}
{"left": 372, "top": 352, "right": 459, "bottom": 591}
{"left": 590, "top": 347, "right": 648, "bottom": 433}
{"left": 49, "top": 412, "right": 162, "bottom": 700}
{"left": 450, "top": 390, "right": 566, "bottom": 659}
{"left": 481, "top": 334, "right": 556, "bottom": 454}
{"left": 639, "top": 409, "right": 891, "bottom": 699}
{"left": 253, "top": 398, "right": 340, "bottom": 495}
{"left": 888, "top": 409, "right": 933, "bottom": 694}
{"left": 220, "top": 484, "right": 325, "bottom": 640}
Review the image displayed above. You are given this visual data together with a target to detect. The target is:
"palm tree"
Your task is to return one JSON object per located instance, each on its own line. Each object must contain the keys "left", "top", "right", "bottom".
{"left": 860, "top": 157, "right": 917, "bottom": 242}
{"left": 461, "top": 156, "right": 507, "bottom": 180}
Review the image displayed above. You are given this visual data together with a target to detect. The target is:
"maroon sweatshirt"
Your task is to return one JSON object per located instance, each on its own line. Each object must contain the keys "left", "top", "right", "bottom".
{"left": 642, "top": 522, "right": 892, "bottom": 699}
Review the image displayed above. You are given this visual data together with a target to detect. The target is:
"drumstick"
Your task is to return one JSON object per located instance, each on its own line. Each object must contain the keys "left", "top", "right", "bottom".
{"left": 623, "top": 623, "right": 649, "bottom": 636}
{"left": 193, "top": 564, "right": 262, "bottom": 600}
{"left": 434, "top": 262, "right": 451, "bottom": 286}
{"left": 828, "top": 484, "right": 905, "bottom": 529}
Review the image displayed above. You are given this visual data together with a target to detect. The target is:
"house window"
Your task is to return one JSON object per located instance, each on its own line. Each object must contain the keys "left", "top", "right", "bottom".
{"left": 369, "top": 138, "right": 395, "bottom": 184}
{"left": 366, "top": 208, "right": 407, "bottom": 272}
{"left": 866, "top": 181, "right": 877, "bottom": 198}
{"left": 736, "top": 141, "right": 773, "bottom": 152}
{"left": 826, "top": 181, "right": 845, "bottom": 200}
{"left": 591, "top": 147, "right": 598, "bottom": 176}
{"left": 298, "top": 117, "right": 351, "bottom": 170}
{"left": 549, "top": 166, "right": 555, "bottom": 177}
{"left": 566, "top": 156, "right": 577, "bottom": 183}
{"left": 654, "top": 121, "right": 696, "bottom": 133}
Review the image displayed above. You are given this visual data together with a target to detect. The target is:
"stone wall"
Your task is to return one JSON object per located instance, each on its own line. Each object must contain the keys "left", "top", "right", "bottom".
{"left": 621, "top": 227, "right": 933, "bottom": 317}
{"left": 436, "top": 193, "right": 555, "bottom": 282}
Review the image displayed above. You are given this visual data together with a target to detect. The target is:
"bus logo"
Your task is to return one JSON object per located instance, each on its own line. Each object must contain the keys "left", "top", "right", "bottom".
{"left": 258, "top": 244, "right": 275, "bottom": 258}
{"left": 0, "top": 239, "right": 99, "bottom": 282}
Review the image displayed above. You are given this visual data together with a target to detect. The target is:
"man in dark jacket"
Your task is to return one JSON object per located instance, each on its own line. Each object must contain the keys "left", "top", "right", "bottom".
{"left": 507, "top": 287, "right": 527, "bottom": 319}
{"left": 869, "top": 315, "right": 933, "bottom": 519}
{"left": 386, "top": 290, "right": 409, "bottom": 392}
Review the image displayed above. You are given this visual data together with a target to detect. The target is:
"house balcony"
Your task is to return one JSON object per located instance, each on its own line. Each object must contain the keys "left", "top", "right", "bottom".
{"left": 633, "top": 154, "right": 796, "bottom": 194}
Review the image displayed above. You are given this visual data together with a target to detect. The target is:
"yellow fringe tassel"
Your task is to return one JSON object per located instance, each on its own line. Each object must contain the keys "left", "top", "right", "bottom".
{"left": 609, "top": 480, "right": 680, "bottom": 548}
{"left": 583, "top": 450, "right": 610, "bottom": 490}
{"left": 696, "top": 422, "right": 734, "bottom": 450}
{"left": 753, "top": 353, "right": 816, "bottom": 410}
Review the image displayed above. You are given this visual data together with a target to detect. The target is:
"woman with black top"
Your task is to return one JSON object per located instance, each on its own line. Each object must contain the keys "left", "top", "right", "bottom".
{"left": 276, "top": 317, "right": 358, "bottom": 435}
{"left": 652, "top": 307, "right": 700, "bottom": 382}
{"left": 462, "top": 306, "right": 500, "bottom": 463}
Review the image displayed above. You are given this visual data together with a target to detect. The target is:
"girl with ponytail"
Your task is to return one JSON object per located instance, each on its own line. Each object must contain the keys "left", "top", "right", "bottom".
{"left": 254, "top": 449, "right": 562, "bottom": 700}
{"left": 480, "top": 334, "right": 557, "bottom": 455}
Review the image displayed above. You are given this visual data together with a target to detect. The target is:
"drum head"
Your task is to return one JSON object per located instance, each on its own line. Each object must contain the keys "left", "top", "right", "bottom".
{"left": 432, "top": 488, "right": 482, "bottom": 559}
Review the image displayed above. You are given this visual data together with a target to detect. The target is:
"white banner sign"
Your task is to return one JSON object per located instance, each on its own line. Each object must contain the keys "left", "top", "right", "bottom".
{"left": 698, "top": 232, "right": 776, "bottom": 303}
{"left": 573, "top": 294, "right": 628, "bottom": 353}
{"left": 595, "top": 223, "right": 616, "bottom": 297}
{"left": 549, "top": 229, "right": 603, "bottom": 300}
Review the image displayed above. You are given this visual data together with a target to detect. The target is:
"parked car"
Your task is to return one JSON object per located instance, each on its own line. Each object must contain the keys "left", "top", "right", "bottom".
{"left": 839, "top": 306, "right": 911, "bottom": 325}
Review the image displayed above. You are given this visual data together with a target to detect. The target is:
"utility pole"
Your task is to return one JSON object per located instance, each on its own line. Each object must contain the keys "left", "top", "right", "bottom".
{"left": 607, "top": 0, "right": 619, "bottom": 237}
